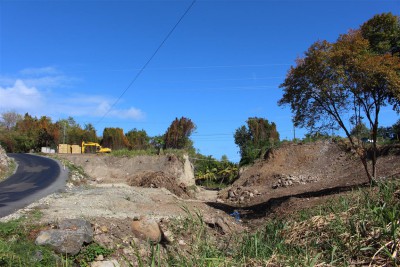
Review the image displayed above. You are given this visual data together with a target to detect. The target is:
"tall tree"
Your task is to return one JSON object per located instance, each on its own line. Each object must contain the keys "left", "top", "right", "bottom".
{"left": 360, "top": 12, "right": 400, "bottom": 56}
{"left": 126, "top": 128, "right": 150, "bottom": 150}
{"left": 56, "top": 117, "right": 85, "bottom": 145}
{"left": 279, "top": 13, "right": 400, "bottom": 182}
{"left": 393, "top": 120, "right": 400, "bottom": 141}
{"left": 0, "top": 111, "right": 22, "bottom": 130}
{"left": 234, "top": 117, "right": 280, "bottom": 165}
{"left": 163, "top": 117, "right": 196, "bottom": 149}
{"left": 102, "top": 127, "right": 129, "bottom": 150}
{"left": 83, "top": 123, "right": 98, "bottom": 142}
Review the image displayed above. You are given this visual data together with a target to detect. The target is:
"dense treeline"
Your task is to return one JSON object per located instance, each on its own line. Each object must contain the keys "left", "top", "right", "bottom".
{"left": 0, "top": 113, "right": 198, "bottom": 154}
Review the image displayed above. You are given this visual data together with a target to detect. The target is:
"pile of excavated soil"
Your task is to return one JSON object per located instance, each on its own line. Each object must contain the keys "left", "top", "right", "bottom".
{"left": 219, "top": 141, "right": 400, "bottom": 209}
{"left": 127, "top": 171, "right": 191, "bottom": 198}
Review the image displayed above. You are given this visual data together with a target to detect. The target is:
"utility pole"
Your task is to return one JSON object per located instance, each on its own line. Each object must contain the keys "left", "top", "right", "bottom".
{"left": 63, "top": 122, "right": 66, "bottom": 144}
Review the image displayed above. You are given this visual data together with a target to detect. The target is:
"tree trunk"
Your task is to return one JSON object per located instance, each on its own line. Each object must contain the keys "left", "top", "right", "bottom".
{"left": 360, "top": 155, "right": 373, "bottom": 183}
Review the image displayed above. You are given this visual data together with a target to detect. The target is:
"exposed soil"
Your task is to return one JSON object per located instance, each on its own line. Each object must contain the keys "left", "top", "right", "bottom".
{"left": 4, "top": 141, "right": 398, "bottom": 226}
{"left": 1, "top": 141, "right": 399, "bottom": 265}
{"left": 127, "top": 171, "right": 191, "bottom": 198}
{"left": 216, "top": 140, "right": 400, "bottom": 222}
{"left": 57, "top": 153, "right": 195, "bottom": 187}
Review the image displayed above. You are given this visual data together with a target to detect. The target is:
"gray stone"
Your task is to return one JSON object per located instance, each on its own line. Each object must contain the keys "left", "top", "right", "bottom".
{"left": 35, "top": 219, "right": 93, "bottom": 256}
{"left": 203, "top": 215, "right": 232, "bottom": 234}
{"left": 59, "top": 219, "right": 93, "bottom": 243}
{"left": 36, "top": 229, "right": 88, "bottom": 255}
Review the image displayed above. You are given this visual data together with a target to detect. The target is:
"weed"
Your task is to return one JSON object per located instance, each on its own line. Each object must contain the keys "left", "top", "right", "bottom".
{"left": 74, "top": 243, "right": 113, "bottom": 266}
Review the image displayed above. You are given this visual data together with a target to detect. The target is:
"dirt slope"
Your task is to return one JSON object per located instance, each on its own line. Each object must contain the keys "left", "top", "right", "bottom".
{"left": 58, "top": 153, "right": 195, "bottom": 197}
{"left": 220, "top": 141, "right": 400, "bottom": 208}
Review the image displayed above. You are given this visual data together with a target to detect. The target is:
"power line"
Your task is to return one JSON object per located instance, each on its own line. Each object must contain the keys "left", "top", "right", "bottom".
{"left": 95, "top": 0, "right": 197, "bottom": 125}
{"left": 68, "top": 64, "right": 291, "bottom": 73}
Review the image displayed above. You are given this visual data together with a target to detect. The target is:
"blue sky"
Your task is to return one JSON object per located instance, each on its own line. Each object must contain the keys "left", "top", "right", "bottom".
{"left": 0, "top": 0, "right": 399, "bottom": 162}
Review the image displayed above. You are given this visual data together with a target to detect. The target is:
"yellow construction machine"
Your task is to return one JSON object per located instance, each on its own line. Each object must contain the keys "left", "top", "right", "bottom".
{"left": 81, "top": 141, "right": 111, "bottom": 153}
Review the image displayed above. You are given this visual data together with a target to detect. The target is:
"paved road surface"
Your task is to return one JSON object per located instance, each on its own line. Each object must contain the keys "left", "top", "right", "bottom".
{"left": 0, "top": 154, "right": 67, "bottom": 218}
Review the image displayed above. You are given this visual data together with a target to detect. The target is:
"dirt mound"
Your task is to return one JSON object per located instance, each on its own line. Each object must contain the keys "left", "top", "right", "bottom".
{"left": 127, "top": 171, "right": 190, "bottom": 198}
{"left": 220, "top": 141, "right": 400, "bottom": 207}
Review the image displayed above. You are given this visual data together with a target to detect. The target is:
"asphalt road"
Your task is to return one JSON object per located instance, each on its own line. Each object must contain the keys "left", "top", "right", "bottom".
{"left": 0, "top": 154, "right": 67, "bottom": 218}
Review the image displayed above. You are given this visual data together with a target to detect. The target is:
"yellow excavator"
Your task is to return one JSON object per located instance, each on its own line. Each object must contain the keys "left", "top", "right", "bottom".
{"left": 81, "top": 141, "right": 111, "bottom": 153}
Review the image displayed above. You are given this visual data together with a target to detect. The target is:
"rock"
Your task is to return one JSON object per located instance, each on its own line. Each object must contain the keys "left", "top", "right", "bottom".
{"left": 93, "top": 234, "right": 114, "bottom": 249}
{"left": 178, "top": 240, "right": 186, "bottom": 246}
{"left": 122, "top": 247, "right": 135, "bottom": 255}
{"left": 91, "top": 260, "right": 120, "bottom": 267}
{"left": 131, "top": 217, "right": 162, "bottom": 244}
{"left": 163, "top": 230, "right": 175, "bottom": 242}
{"left": 59, "top": 219, "right": 93, "bottom": 243}
{"left": 95, "top": 254, "right": 104, "bottom": 261}
{"left": 36, "top": 229, "right": 90, "bottom": 255}
{"left": 35, "top": 219, "right": 93, "bottom": 255}
{"left": 203, "top": 215, "right": 232, "bottom": 234}
{"left": 228, "top": 190, "right": 236, "bottom": 198}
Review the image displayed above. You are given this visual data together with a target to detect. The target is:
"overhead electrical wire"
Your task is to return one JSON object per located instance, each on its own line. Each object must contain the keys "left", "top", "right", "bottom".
{"left": 95, "top": 0, "right": 197, "bottom": 125}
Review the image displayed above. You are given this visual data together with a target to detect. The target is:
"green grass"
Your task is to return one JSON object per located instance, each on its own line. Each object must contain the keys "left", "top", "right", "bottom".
{"left": 74, "top": 243, "right": 113, "bottom": 267}
{"left": 0, "top": 217, "right": 70, "bottom": 266}
{"left": 111, "top": 148, "right": 193, "bottom": 159}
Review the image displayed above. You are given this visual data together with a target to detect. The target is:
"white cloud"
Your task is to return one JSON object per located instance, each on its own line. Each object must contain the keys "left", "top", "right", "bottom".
{"left": 23, "top": 75, "right": 74, "bottom": 89}
{"left": 53, "top": 95, "right": 145, "bottom": 121}
{"left": 0, "top": 68, "right": 145, "bottom": 122}
{"left": 0, "top": 80, "right": 43, "bottom": 111}
{"left": 109, "top": 107, "right": 145, "bottom": 120}
{"left": 19, "top": 66, "right": 60, "bottom": 76}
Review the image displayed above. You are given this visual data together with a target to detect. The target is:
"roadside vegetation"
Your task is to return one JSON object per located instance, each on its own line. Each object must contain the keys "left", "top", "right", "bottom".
{"left": 0, "top": 157, "right": 16, "bottom": 181}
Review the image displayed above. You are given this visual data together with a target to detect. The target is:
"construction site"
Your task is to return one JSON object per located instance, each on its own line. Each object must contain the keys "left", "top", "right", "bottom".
{"left": 56, "top": 141, "right": 111, "bottom": 154}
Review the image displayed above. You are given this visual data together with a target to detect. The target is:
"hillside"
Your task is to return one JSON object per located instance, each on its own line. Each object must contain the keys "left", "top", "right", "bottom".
{"left": 219, "top": 141, "right": 400, "bottom": 211}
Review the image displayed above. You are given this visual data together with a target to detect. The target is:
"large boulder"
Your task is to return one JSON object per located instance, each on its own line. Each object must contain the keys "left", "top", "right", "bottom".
{"left": 36, "top": 219, "right": 93, "bottom": 255}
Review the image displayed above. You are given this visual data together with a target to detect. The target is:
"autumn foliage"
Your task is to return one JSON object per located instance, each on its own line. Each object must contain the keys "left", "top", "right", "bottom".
{"left": 279, "top": 13, "right": 400, "bottom": 182}
{"left": 163, "top": 117, "right": 196, "bottom": 150}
